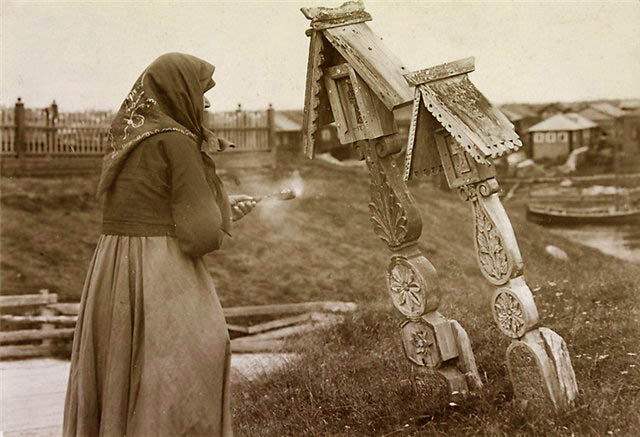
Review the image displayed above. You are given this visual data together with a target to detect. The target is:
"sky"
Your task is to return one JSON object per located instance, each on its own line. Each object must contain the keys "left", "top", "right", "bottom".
{"left": 1, "top": 0, "right": 639, "bottom": 112}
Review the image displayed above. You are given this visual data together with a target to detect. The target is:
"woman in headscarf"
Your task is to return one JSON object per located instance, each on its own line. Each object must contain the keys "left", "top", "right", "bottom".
{"left": 63, "top": 53, "right": 252, "bottom": 436}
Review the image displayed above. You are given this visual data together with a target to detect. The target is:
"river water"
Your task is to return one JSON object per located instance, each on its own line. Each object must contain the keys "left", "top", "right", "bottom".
{"left": 548, "top": 224, "right": 640, "bottom": 264}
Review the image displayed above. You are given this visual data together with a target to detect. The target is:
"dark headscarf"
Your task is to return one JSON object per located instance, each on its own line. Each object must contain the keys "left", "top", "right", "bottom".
{"left": 97, "top": 52, "right": 231, "bottom": 231}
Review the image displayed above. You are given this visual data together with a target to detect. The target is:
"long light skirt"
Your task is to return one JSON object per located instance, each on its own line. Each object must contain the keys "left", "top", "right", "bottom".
{"left": 63, "top": 235, "right": 233, "bottom": 436}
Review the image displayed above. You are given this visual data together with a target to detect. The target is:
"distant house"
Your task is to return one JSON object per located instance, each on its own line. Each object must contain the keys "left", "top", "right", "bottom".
{"left": 619, "top": 107, "right": 640, "bottom": 156}
{"left": 274, "top": 111, "right": 303, "bottom": 150}
{"left": 537, "top": 102, "right": 572, "bottom": 120}
{"left": 579, "top": 107, "right": 619, "bottom": 143}
{"left": 499, "top": 104, "right": 540, "bottom": 154}
{"left": 527, "top": 113, "right": 598, "bottom": 161}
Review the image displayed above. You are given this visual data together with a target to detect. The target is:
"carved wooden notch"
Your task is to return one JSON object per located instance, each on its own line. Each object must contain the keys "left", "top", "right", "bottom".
{"left": 301, "top": 0, "right": 412, "bottom": 157}
{"left": 403, "top": 57, "right": 522, "bottom": 187}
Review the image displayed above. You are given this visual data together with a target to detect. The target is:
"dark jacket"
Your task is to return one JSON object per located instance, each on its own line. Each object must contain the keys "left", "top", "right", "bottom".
{"left": 102, "top": 131, "right": 225, "bottom": 257}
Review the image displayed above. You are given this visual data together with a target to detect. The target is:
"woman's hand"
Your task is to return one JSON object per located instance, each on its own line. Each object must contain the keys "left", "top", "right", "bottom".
{"left": 229, "top": 194, "right": 258, "bottom": 222}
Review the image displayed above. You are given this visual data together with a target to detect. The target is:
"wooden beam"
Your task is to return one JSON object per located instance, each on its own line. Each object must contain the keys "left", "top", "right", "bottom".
{"left": 230, "top": 338, "right": 286, "bottom": 353}
{"left": 47, "top": 303, "right": 80, "bottom": 315}
{"left": 326, "top": 63, "right": 351, "bottom": 79}
{"left": 223, "top": 301, "right": 357, "bottom": 318}
{"left": 0, "top": 294, "right": 57, "bottom": 308}
{"left": 0, "top": 328, "right": 75, "bottom": 343}
{"left": 246, "top": 313, "right": 312, "bottom": 335}
{"left": 0, "top": 344, "right": 52, "bottom": 359}
{"left": 0, "top": 314, "right": 78, "bottom": 324}
{"left": 404, "top": 57, "right": 475, "bottom": 86}
{"left": 233, "top": 323, "right": 320, "bottom": 343}
{"left": 226, "top": 323, "right": 250, "bottom": 334}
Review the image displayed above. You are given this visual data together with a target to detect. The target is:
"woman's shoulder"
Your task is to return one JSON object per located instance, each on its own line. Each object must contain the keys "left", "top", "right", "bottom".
{"left": 140, "top": 130, "right": 199, "bottom": 149}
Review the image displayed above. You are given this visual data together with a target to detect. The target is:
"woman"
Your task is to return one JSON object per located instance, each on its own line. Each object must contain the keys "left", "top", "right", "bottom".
{"left": 63, "top": 53, "right": 253, "bottom": 436}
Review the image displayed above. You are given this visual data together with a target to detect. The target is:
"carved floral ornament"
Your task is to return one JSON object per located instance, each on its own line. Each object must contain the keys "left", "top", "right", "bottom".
{"left": 493, "top": 290, "right": 527, "bottom": 338}
{"left": 474, "top": 203, "right": 510, "bottom": 285}
{"left": 400, "top": 320, "right": 440, "bottom": 368}
{"left": 387, "top": 258, "right": 425, "bottom": 318}
{"left": 368, "top": 160, "right": 408, "bottom": 247}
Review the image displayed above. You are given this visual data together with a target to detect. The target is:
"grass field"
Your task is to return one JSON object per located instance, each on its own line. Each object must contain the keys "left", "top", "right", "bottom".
{"left": 1, "top": 155, "right": 639, "bottom": 435}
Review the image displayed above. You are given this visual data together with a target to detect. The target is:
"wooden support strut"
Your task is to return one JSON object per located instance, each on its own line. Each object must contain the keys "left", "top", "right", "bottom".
{"left": 363, "top": 135, "right": 482, "bottom": 395}
{"left": 458, "top": 176, "right": 578, "bottom": 408}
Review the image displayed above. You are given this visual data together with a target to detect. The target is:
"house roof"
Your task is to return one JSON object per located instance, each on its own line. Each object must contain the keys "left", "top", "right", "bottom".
{"left": 527, "top": 113, "right": 597, "bottom": 132}
{"left": 499, "top": 103, "right": 538, "bottom": 119}
{"left": 619, "top": 99, "right": 640, "bottom": 110}
{"left": 499, "top": 107, "right": 525, "bottom": 122}
{"left": 274, "top": 112, "right": 302, "bottom": 132}
{"left": 579, "top": 107, "right": 613, "bottom": 122}
{"left": 590, "top": 102, "right": 625, "bottom": 118}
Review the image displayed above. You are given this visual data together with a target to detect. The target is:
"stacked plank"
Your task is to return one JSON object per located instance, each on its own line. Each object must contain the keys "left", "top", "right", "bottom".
{"left": 1, "top": 291, "right": 357, "bottom": 358}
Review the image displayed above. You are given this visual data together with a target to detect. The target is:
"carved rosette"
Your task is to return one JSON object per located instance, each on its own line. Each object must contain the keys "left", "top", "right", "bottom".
{"left": 388, "top": 258, "right": 425, "bottom": 317}
{"left": 401, "top": 320, "right": 440, "bottom": 367}
{"left": 491, "top": 279, "right": 539, "bottom": 339}
{"left": 368, "top": 158, "right": 408, "bottom": 247}
{"left": 493, "top": 292, "right": 525, "bottom": 338}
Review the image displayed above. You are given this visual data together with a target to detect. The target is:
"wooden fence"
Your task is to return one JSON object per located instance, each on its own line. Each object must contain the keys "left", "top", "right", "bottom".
{"left": 0, "top": 290, "right": 356, "bottom": 359}
{"left": 1, "top": 100, "right": 277, "bottom": 176}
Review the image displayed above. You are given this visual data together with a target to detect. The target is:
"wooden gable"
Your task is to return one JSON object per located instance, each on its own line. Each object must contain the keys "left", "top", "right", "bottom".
{"left": 403, "top": 57, "right": 522, "bottom": 181}
{"left": 301, "top": 0, "right": 412, "bottom": 158}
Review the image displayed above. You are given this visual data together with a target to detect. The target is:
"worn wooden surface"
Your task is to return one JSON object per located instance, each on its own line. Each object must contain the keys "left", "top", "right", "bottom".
{"left": 0, "top": 294, "right": 57, "bottom": 308}
{"left": 418, "top": 75, "right": 521, "bottom": 163}
{"left": 1, "top": 355, "right": 299, "bottom": 435}
{"left": 323, "top": 23, "right": 412, "bottom": 110}
{"left": 404, "top": 57, "right": 475, "bottom": 86}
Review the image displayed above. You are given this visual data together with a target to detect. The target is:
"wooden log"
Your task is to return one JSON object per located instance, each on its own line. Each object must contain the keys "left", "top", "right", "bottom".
{"left": 234, "top": 323, "right": 323, "bottom": 343}
{"left": 246, "top": 313, "right": 312, "bottom": 335}
{"left": 230, "top": 339, "right": 286, "bottom": 353}
{"left": 47, "top": 303, "right": 80, "bottom": 315}
{"left": 0, "top": 314, "right": 78, "bottom": 324}
{"left": 226, "top": 323, "right": 250, "bottom": 334}
{"left": 0, "top": 344, "right": 52, "bottom": 359}
{"left": 223, "top": 301, "right": 357, "bottom": 318}
{"left": 0, "top": 328, "right": 75, "bottom": 343}
{"left": 0, "top": 294, "right": 58, "bottom": 308}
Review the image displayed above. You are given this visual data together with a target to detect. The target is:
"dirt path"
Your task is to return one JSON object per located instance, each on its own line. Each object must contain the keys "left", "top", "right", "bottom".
{"left": 1, "top": 353, "right": 298, "bottom": 436}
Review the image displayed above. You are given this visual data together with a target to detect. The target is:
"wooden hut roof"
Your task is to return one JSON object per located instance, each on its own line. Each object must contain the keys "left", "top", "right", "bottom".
{"left": 301, "top": 0, "right": 413, "bottom": 157}
{"left": 405, "top": 57, "right": 521, "bottom": 165}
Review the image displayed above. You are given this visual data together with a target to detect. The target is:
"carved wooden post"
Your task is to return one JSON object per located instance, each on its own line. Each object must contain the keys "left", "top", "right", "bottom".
{"left": 404, "top": 58, "right": 578, "bottom": 409}
{"left": 364, "top": 136, "right": 482, "bottom": 394}
{"left": 300, "top": 1, "right": 482, "bottom": 396}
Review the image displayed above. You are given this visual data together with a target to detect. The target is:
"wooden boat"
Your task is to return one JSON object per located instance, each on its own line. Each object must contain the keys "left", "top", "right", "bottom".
{"left": 526, "top": 184, "right": 640, "bottom": 225}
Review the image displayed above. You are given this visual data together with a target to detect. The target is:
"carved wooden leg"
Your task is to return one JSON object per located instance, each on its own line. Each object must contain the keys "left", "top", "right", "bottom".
{"left": 459, "top": 179, "right": 578, "bottom": 408}
{"left": 363, "top": 135, "right": 482, "bottom": 395}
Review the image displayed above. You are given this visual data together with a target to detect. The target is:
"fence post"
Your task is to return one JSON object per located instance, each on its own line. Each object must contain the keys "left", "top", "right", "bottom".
{"left": 14, "top": 97, "right": 25, "bottom": 159}
{"left": 50, "top": 100, "right": 58, "bottom": 155}
{"left": 267, "top": 103, "right": 276, "bottom": 167}
{"left": 39, "top": 289, "right": 57, "bottom": 354}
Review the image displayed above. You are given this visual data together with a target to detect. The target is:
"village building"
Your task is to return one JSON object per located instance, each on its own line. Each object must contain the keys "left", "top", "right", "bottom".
{"left": 499, "top": 104, "right": 540, "bottom": 153}
{"left": 273, "top": 110, "right": 303, "bottom": 150}
{"left": 527, "top": 112, "right": 598, "bottom": 161}
{"left": 580, "top": 103, "right": 625, "bottom": 141}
